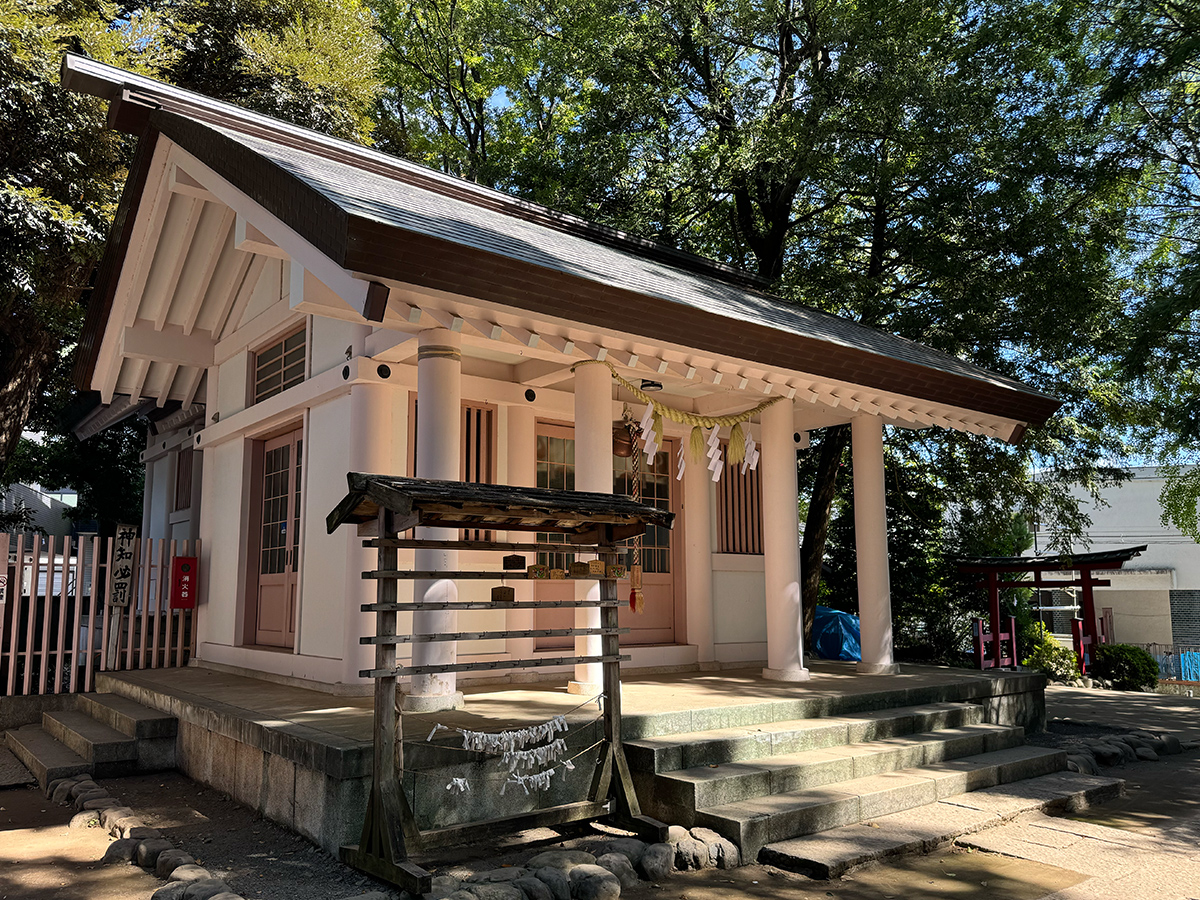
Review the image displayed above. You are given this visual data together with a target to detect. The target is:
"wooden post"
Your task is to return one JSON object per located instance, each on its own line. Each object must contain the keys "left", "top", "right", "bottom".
{"left": 1079, "top": 567, "right": 1098, "bottom": 661}
{"left": 598, "top": 529, "right": 667, "bottom": 843}
{"left": 986, "top": 571, "right": 1002, "bottom": 670}
{"left": 341, "top": 508, "right": 429, "bottom": 896}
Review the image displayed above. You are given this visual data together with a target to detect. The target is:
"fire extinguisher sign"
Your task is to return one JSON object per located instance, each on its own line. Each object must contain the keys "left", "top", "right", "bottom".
{"left": 171, "top": 556, "right": 198, "bottom": 610}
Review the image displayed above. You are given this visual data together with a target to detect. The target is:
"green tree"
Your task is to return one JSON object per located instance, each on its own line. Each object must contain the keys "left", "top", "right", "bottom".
{"left": 1101, "top": 0, "right": 1200, "bottom": 536}
{"left": 154, "top": 0, "right": 385, "bottom": 142}
{"left": 377, "top": 0, "right": 1139, "bottom": 638}
{"left": 0, "top": 0, "right": 162, "bottom": 479}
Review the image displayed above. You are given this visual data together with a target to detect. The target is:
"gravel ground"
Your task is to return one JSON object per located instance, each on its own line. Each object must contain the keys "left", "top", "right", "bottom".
{"left": 1023, "top": 718, "right": 1133, "bottom": 752}
{"left": 93, "top": 772, "right": 398, "bottom": 900}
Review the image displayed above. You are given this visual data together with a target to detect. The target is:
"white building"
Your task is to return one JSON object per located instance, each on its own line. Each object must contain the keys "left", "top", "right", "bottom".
{"left": 63, "top": 55, "right": 1061, "bottom": 705}
{"left": 1033, "top": 466, "right": 1200, "bottom": 647}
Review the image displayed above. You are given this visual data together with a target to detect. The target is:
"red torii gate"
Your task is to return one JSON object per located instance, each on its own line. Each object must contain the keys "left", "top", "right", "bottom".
{"left": 957, "top": 546, "right": 1147, "bottom": 672}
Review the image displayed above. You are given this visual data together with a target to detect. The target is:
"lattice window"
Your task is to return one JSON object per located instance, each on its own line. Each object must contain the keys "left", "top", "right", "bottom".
{"left": 536, "top": 430, "right": 576, "bottom": 570}
{"left": 715, "top": 445, "right": 763, "bottom": 555}
{"left": 253, "top": 328, "right": 305, "bottom": 404}
{"left": 174, "top": 449, "right": 193, "bottom": 512}
{"left": 461, "top": 403, "right": 496, "bottom": 541}
{"left": 615, "top": 450, "right": 672, "bottom": 573}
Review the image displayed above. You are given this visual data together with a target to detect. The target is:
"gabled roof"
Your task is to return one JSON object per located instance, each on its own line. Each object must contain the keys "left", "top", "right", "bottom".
{"left": 63, "top": 54, "right": 1061, "bottom": 437}
{"left": 957, "top": 546, "right": 1147, "bottom": 573}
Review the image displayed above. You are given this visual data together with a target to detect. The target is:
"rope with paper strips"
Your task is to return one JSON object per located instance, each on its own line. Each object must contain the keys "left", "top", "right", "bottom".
{"left": 573, "top": 359, "right": 784, "bottom": 481}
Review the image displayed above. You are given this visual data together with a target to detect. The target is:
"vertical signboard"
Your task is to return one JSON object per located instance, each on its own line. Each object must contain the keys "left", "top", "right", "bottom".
{"left": 109, "top": 525, "right": 138, "bottom": 608}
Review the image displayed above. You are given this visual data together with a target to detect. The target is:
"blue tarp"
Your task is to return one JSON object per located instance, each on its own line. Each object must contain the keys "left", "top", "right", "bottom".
{"left": 811, "top": 606, "right": 862, "bottom": 661}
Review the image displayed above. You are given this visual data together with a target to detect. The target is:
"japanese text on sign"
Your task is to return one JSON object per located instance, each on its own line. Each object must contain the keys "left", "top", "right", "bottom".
{"left": 109, "top": 524, "right": 138, "bottom": 608}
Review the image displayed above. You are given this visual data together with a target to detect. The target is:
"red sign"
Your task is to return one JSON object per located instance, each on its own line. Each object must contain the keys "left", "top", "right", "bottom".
{"left": 171, "top": 556, "right": 198, "bottom": 610}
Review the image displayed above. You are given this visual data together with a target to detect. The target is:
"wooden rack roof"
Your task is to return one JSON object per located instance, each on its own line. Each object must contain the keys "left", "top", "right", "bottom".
{"left": 327, "top": 473, "right": 675, "bottom": 542}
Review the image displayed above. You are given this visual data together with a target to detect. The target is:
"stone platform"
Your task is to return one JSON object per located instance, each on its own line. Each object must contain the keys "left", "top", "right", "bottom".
{"left": 96, "top": 662, "right": 1047, "bottom": 854}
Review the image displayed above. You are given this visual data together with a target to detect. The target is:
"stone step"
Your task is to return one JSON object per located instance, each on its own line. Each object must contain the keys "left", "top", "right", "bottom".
{"left": 620, "top": 672, "right": 1047, "bottom": 740}
{"left": 694, "top": 745, "right": 1068, "bottom": 862}
{"left": 4, "top": 725, "right": 89, "bottom": 790}
{"left": 647, "top": 723, "right": 1024, "bottom": 821}
{"left": 43, "top": 710, "right": 138, "bottom": 776}
{"left": 77, "top": 692, "right": 177, "bottom": 740}
{"left": 626, "top": 702, "right": 984, "bottom": 774}
{"left": 759, "top": 771, "right": 1126, "bottom": 879}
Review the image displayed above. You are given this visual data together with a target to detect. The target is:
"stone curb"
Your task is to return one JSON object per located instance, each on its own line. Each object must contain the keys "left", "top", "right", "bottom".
{"left": 43, "top": 773, "right": 244, "bottom": 900}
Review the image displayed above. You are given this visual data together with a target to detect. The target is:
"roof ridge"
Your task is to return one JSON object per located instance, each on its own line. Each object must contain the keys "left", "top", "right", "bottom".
{"left": 61, "top": 53, "right": 767, "bottom": 291}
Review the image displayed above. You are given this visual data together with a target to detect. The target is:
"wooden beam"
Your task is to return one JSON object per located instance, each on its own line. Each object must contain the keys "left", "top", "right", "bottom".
{"left": 182, "top": 207, "right": 235, "bottom": 336}
{"left": 122, "top": 323, "right": 214, "bottom": 369}
{"left": 154, "top": 197, "right": 203, "bottom": 331}
{"left": 362, "top": 626, "right": 629, "bottom": 644}
{"left": 217, "top": 254, "right": 267, "bottom": 340}
{"left": 156, "top": 363, "right": 179, "bottom": 407}
{"left": 362, "top": 599, "right": 622, "bottom": 611}
{"left": 234, "top": 214, "right": 288, "bottom": 259}
{"left": 363, "top": 653, "right": 629, "bottom": 678}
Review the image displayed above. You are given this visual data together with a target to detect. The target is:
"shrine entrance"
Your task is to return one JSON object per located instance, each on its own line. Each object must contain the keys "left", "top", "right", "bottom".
{"left": 532, "top": 423, "right": 681, "bottom": 647}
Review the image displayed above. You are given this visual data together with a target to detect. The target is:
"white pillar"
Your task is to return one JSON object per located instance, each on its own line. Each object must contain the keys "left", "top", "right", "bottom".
{"left": 570, "top": 362, "right": 610, "bottom": 694}
{"left": 761, "top": 399, "right": 810, "bottom": 681}
{"left": 346, "top": 382, "right": 395, "bottom": 680}
{"left": 852, "top": 415, "right": 899, "bottom": 674}
{"left": 682, "top": 448, "right": 716, "bottom": 668}
{"left": 403, "top": 329, "right": 464, "bottom": 711}
{"left": 505, "top": 403, "right": 537, "bottom": 677}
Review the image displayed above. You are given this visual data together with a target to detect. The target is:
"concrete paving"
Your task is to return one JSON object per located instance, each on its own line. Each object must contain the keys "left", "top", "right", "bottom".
{"left": 1046, "top": 684, "right": 1200, "bottom": 740}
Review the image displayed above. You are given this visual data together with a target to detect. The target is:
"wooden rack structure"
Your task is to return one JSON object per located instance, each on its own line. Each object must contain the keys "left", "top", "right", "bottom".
{"left": 327, "top": 474, "right": 676, "bottom": 893}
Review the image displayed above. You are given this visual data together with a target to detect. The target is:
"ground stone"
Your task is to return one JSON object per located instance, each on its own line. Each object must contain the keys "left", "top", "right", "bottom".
{"left": 466, "top": 868, "right": 529, "bottom": 883}
{"left": 690, "top": 829, "right": 739, "bottom": 869}
{"left": 1136, "top": 747, "right": 1160, "bottom": 761}
{"left": 336, "top": 894, "right": 391, "bottom": 900}
{"left": 597, "top": 839, "right": 646, "bottom": 867}
{"left": 637, "top": 843, "right": 674, "bottom": 882}
{"left": 1183, "top": 741, "right": 1200, "bottom": 751}
{"left": 100, "top": 806, "right": 133, "bottom": 829}
{"left": 69, "top": 809, "right": 100, "bottom": 829}
{"left": 100, "top": 838, "right": 139, "bottom": 864}
{"left": 51, "top": 781, "right": 76, "bottom": 804}
{"left": 75, "top": 788, "right": 109, "bottom": 809}
{"left": 111, "top": 815, "right": 140, "bottom": 837}
{"left": 182, "top": 879, "right": 233, "bottom": 900}
{"left": 68, "top": 780, "right": 99, "bottom": 799}
{"left": 526, "top": 850, "right": 595, "bottom": 871}
{"left": 206, "top": 894, "right": 245, "bottom": 900}
{"left": 125, "top": 824, "right": 162, "bottom": 841}
{"left": 445, "top": 892, "right": 478, "bottom": 900}
{"left": 515, "top": 876, "right": 554, "bottom": 900}
{"left": 1090, "top": 744, "right": 1123, "bottom": 767}
{"left": 429, "top": 875, "right": 463, "bottom": 899}
{"left": 1067, "top": 754, "right": 1099, "bottom": 775}
{"left": 666, "top": 825, "right": 690, "bottom": 844}
{"left": 156, "top": 849, "right": 195, "bottom": 878}
{"left": 136, "top": 837, "right": 176, "bottom": 868}
{"left": 468, "top": 885, "right": 523, "bottom": 900}
{"left": 151, "top": 883, "right": 190, "bottom": 900}
{"left": 534, "top": 866, "right": 571, "bottom": 900}
{"left": 673, "top": 837, "right": 710, "bottom": 871}
{"left": 170, "top": 864, "right": 214, "bottom": 883}
{"left": 595, "top": 853, "right": 638, "bottom": 890}
{"left": 83, "top": 797, "right": 122, "bottom": 810}
{"left": 1163, "top": 734, "right": 1183, "bottom": 754}
{"left": 567, "top": 864, "right": 621, "bottom": 900}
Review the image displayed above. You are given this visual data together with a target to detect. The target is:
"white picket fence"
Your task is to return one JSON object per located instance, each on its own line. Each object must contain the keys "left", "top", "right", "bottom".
{"left": 0, "top": 533, "right": 199, "bottom": 696}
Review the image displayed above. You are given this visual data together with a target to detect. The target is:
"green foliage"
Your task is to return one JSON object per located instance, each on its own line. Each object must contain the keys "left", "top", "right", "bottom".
{"left": 1092, "top": 643, "right": 1161, "bottom": 691}
{"left": 157, "top": 0, "right": 384, "bottom": 142}
{"left": 0, "top": 0, "right": 160, "bottom": 478}
{"left": 1022, "top": 623, "right": 1081, "bottom": 682}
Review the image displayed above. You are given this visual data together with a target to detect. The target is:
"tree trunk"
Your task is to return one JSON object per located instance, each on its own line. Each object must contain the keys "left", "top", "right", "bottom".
{"left": 0, "top": 321, "right": 55, "bottom": 478}
{"left": 800, "top": 423, "right": 851, "bottom": 642}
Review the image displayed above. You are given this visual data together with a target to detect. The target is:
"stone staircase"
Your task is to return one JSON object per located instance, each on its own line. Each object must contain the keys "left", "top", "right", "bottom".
{"left": 5, "top": 693, "right": 177, "bottom": 790}
{"left": 627, "top": 700, "right": 1066, "bottom": 863}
